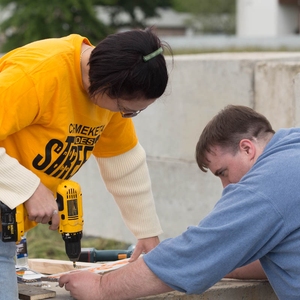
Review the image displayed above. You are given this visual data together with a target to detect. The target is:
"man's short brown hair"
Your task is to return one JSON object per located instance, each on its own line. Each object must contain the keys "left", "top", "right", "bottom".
{"left": 195, "top": 105, "right": 275, "bottom": 172}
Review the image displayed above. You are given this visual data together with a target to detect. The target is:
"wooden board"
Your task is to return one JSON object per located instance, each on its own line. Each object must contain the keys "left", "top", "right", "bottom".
{"left": 28, "top": 258, "right": 96, "bottom": 275}
{"left": 45, "top": 258, "right": 130, "bottom": 279}
{"left": 28, "top": 258, "right": 130, "bottom": 279}
{"left": 18, "top": 283, "right": 56, "bottom": 300}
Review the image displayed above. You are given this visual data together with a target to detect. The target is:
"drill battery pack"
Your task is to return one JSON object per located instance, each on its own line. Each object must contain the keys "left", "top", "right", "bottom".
{"left": 0, "top": 202, "right": 36, "bottom": 243}
{"left": 0, "top": 202, "right": 18, "bottom": 242}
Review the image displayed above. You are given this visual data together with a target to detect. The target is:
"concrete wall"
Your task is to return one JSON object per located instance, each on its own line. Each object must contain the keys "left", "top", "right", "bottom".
{"left": 254, "top": 61, "right": 300, "bottom": 129}
{"left": 162, "top": 35, "right": 300, "bottom": 52}
{"left": 73, "top": 51, "right": 300, "bottom": 244}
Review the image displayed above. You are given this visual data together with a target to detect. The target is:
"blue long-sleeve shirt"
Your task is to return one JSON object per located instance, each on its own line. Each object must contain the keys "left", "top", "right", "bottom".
{"left": 144, "top": 128, "right": 300, "bottom": 300}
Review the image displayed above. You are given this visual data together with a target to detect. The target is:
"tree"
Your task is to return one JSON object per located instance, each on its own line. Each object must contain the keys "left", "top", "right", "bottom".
{"left": 0, "top": 0, "right": 175, "bottom": 52}
{"left": 173, "top": 0, "right": 235, "bottom": 14}
{"left": 172, "top": 0, "right": 236, "bottom": 34}
{"left": 94, "top": 0, "right": 173, "bottom": 29}
{"left": 0, "top": 0, "right": 110, "bottom": 52}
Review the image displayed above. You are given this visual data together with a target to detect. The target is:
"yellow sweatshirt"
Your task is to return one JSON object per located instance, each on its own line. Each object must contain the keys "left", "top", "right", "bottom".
{"left": 0, "top": 34, "right": 162, "bottom": 239}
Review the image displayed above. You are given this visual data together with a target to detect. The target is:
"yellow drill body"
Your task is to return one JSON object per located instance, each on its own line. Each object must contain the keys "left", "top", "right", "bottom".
{"left": 56, "top": 180, "right": 84, "bottom": 267}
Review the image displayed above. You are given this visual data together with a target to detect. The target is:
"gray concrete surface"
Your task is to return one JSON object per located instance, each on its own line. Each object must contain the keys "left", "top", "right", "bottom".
{"left": 36, "top": 280, "right": 278, "bottom": 300}
{"left": 73, "top": 52, "right": 300, "bottom": 244}
{"left": 32, "top": 279, "right": 278, "bottom": 299}
{"left": 163, "top": 35, "right": 300, "bottom": 51}
{"left": 139, "top": 280, "right": 278, "bottom": 300}
{"left": 254, "top": 61, "right": 300, "bottom": 129}
{"left": 294, "top": 73, "right": 300, "bottom": 128}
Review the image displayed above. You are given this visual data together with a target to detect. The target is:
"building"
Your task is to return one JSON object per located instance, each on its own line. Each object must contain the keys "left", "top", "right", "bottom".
{"left": 237, "top": 0, "right": 300, "bottom": 37}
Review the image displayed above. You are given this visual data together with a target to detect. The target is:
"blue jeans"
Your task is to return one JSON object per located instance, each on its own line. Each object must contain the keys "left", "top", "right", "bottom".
{"left": 0, "top": 234, "right": 18, "bottom": 300}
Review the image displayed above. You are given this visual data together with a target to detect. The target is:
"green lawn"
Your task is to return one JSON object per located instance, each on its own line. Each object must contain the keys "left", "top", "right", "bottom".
{"left": 26, "top": 224, "right": 130, "bottom": 261}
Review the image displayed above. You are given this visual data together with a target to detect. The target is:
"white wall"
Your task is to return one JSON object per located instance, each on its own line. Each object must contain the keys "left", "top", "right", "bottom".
{"left": 237, "top": 0, "right": 298, "bottom": 37}
{"left": 237, "top": 0, "right": 278, "bottom": 37}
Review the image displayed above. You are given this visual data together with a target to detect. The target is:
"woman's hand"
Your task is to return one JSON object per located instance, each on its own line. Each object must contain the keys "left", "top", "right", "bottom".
{"left": 24, "top": 182, "right": 59, "bottom": 230}
{"left": 129, "top": 236, "right": 160, "bottom": 261}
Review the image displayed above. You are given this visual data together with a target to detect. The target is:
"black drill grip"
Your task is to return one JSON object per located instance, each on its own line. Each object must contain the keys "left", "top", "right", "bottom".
{"left": 0, "top": 202, "right": 18, "bottom": 242}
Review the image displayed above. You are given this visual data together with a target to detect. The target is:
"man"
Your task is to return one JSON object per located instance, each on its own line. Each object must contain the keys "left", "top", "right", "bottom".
{"left": 59, "top": 105, "right": 300, "bottom": 300}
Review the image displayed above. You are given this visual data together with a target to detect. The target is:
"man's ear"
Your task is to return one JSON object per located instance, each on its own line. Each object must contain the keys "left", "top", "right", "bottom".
{"left": 239, "top": 139, "right": 256, "bottom": 160}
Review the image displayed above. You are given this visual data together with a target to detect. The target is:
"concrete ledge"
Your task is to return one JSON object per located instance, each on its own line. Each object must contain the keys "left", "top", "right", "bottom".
{"left": 138, "top": 279, "right": 278, "bottom": 300}
{"left": 35, "top": 278, "right": 278, "bottom": 299}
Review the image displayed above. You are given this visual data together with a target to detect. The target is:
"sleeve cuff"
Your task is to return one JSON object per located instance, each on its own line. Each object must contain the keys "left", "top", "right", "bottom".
{"left": 0, "top": 148, "right": 40, "bottom": 209}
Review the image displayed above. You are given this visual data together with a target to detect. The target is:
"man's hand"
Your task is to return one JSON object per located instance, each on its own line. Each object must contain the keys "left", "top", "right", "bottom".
{"left": 129, "top": 236, "right": 160, "bottom": 261}
{"left": 59, "top": 257, "right": 172, "bottom": 300}
{"left": 24, "top": 182, "right": 59, "bottom": 230}
{"left": 59, "top": 271, "right": 102, "bottom": 300}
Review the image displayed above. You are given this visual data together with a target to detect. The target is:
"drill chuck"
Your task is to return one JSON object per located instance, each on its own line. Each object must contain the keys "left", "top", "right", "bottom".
{"left": 79, "top": 248, "right": 133, "bottom": 262}
{"left": 62, "top": 232, "right": 82, "bottom": 262}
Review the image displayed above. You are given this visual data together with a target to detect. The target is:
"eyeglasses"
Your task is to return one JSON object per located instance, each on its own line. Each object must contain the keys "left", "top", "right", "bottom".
{"left": 117, "top": 99, "right": 146, "bottom": 118}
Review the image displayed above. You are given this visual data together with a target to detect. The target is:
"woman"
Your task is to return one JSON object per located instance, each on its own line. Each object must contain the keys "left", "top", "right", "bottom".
{"left": 0, "top": 27, "right": 170, "bottom": 299}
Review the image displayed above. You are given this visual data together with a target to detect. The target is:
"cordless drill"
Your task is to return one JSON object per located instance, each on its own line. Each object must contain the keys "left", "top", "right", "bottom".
{"left": 56, "top": 180, "right": 84, "bottom": 268}
{"left": 1, "top": 180, "right": 84, "bottom": 268}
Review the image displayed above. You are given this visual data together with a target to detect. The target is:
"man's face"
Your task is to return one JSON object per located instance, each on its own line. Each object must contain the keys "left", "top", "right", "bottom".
{"left": 205, "top": 143, "right": 254, "bottom": 188}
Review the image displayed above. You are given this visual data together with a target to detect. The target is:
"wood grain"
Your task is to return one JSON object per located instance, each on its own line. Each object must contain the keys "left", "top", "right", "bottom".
{"left": 28, "top": 259, "right": 95, "bottom": 275}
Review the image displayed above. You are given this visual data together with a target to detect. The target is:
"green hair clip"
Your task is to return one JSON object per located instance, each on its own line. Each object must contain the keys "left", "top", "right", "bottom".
{"left": 143, "top": 47, "right": 163, "bottom": 62}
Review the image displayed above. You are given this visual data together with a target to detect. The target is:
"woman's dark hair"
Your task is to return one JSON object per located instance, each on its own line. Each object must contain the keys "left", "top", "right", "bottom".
{"left": 195, "top": 105, "right": 275, "bottom": 172}
{"left": 88, "top": 27, "right": 170, "bottom": 101}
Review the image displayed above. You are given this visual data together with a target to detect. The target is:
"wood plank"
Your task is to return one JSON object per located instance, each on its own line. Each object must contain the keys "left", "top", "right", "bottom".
{"left": 28, "top": 258, "right": 130, "bottom": 278}
{"left": 28, "top": 258, "right": 96, "bottom": 275}
{"left": 18, "top": 283, "right": 56, "bottom": 300}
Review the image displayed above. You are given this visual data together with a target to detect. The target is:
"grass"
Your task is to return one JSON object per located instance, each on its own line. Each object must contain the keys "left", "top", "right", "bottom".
{"left": 26, "top": 224, "right": 130, "bottom": 260}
